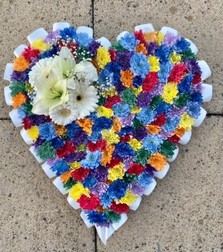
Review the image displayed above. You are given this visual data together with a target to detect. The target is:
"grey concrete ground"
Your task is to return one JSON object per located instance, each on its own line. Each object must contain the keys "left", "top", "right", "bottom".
{"left": 0, "top": 0, "right": 222, "bottom": 251}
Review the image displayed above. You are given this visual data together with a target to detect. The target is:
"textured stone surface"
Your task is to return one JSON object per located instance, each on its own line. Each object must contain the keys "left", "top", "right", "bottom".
{"left": 97, "top": 116, "right": 223, "bottom": 251}
{"left": 94, "top": 0, "right": 223, "bottom": 114}
{"left": 0, "top": 121, "right": 95, "bottom": 252}
{"left": 0, "top": 0, "right": 92, "bottom": 118}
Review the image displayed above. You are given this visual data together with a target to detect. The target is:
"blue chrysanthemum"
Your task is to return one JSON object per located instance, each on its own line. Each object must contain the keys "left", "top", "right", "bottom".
{"left": 155, "top": 44, "right": 172, "bottom": 62}
{"left": 51, "top": 137, "right": 65, "bottom": 148}
{"left": 174, "top": 37, "right": 190, "bottom": 53}
{"left": 60, "top": 27, "right": 77, "bottom": 40}
{"left": 76, "top": 32, "right": 92, "bottom": 47}
{"left": 136, "top": 108, "right": 157, "bottom": 125}
{"left": 133, "top": 75, "right": 143, "bottom": 88}
{"left": 142, "top": 135, "right": 163, "bottom": 153}
{"left": 138, "top": 172, "right": 154, "bottom": 187}
{"left": 178, "top": 75, "right": 193, "bottom": 93}
{"left": 186, "top": 101, "right": 201, "bottom": 118}
{"left": 51, "top": 160, "right": 69, "bottom": 176}
{"left": 114, "top": 142, "right": 135, "bottom": 158}
{"left": 158, "top": 61, "right": 172, "bottom": 82}
{"left": 119, "top": 33, "right": 139, "bottom": 51}
{"left": 81, "top": 150, "right": 102, "bottom": 169}
{"left": 113, "top": 103, "right": 130, "bottom": 117}
{"left": 163, "top": 116, "right": 180, "bottom": 132}
{"left": 39, "top": 122, "right": 56, "bottom": 141}
{"left": 130, "top": 53, "right": 150, "bottom": 78}
{"left": 101, "top": 193, "right": 113, "bottom": 208}
{"left": 87, "top": 211, "right": 108, "bottom": 225}
{"left": 83, "top": 174, "right": 98, "bottom": 188}
{"left": 107, "top": 179, "right": 127, "bottom": 200}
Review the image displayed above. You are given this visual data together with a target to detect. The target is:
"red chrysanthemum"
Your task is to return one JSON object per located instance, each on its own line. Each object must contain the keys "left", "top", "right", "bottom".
{"left": 110, "top": 158, "right": 122, "bottom": 168}
{"left": 151, "top": 114, "right": 166, "bottom": 126}
{"left": 78, "top": 194, "right": 100, "bottom": 210}
{"left": 192, "top": 74, "right": 202, "bottom": 85}
{"left": 168, "top": 134, "right": 180, "bottom": 143}
{"left": 109, "top": 50, "right": 116, "bottom": 62}
{"left": 87, "top": 139, "right": 106, "bottom": 152}
{"left": 104, "top": 95, "right": 122, "bottom": 108}
{"left": 22, "top": 46, "right": 40, "bottom": 62}
{"left": 110, "top": 201, "right": 129, "bottom": 214}
{"left": 71, "top": 167, "right": 90, "bottom": 182}
{"left": 23, "top": 117, "right": 32, "bottom": 130}
{"left": 127, "top": 163, "right": 145, "bottom": 175}
{"left": 134, "top": 30, "right": 146, "bottom": 44}
{"left": 56, "top": 141, "right": 76, "bottom": 158}
{"left": 142, "top": 72, "right": 158, "bottom": 92}
{"left": 168, "top": 63, "right": 188, "bottom": 83}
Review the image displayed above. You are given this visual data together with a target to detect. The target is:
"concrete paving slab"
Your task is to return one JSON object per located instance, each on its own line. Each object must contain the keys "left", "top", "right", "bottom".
{"left": 0, "top": 0, "right": 92, "bottom": 118}
{"left": 94, "top": 0, "right": 223, "bottom": 114}
{"left": 97, "top": 116, "right": 223, "bottom": 251}
{"left": 0, "top": 121, "right": 95, "bottom": 252}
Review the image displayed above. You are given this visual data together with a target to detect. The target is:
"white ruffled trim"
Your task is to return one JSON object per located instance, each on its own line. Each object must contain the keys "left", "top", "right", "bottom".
{"left": 53, "top": 22, "right": 70, "bottom": 31}
{"left": 27, "top": 28, "right": 48, "bottom": 43}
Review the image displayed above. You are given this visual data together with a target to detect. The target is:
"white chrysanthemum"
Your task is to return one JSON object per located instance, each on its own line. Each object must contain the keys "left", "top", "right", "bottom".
{"left": 68, "top": 82, "right": 98, "bottom": 119}
{"left": 49, "top": 103, "right": 78, "bottom": 126}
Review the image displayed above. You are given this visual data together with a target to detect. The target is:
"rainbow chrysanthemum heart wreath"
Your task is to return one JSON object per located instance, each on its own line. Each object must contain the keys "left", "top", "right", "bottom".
{"left": 4, "top": 22, "right": 213, "bottom": 244}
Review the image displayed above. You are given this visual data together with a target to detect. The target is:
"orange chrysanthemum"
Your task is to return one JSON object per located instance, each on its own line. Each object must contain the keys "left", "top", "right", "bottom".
{"left": 148, "top": 153, "right": 167, "bottom": 171}
{"left": 60, "top": 171, "right": 71, "bottom": 184}
{"left": 144, "top": 31, "right": 158, "bottom": 43}
{"left": 146, "top": 125, "right": 161, "bottom": 134}
{"left": 13, "top": 55, "right": 29, "bottom": 72}
{"left": 174, "top": 127, "right": 186, "bottom": 138}
{"left": 77, "top": 118, "right": 94, "bottom": 135}
{"left": 112, "top": 117, "right": 122, "bottom": 132}
{"left": 101, "top": 145, "right": 115, "bottom": 166}
{"left": 136, "top": 43, "right": 147, "bottom": 55}
{"left": 120, "top": 69, "right": 134, "bottom": 88}
{"left": 12, "top": 93, "right": 26, "bottom": 108}
{"left": 55, "top": 124, "right": 67, "bottom": 137}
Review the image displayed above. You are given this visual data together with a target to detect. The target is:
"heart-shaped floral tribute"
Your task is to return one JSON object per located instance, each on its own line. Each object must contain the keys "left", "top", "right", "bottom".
{"left": 4, "top": 22, "right": 212, "bottom": 244}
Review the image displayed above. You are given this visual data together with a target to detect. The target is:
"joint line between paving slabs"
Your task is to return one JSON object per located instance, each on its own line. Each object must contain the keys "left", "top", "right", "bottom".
{"left": 0, "top": 118, "right": 10, "bottom": 121}
{"left": 207, "top": 113, "right": 223, "bottom": 117}
{"left": 94, "top": 227, "right": 98, "bottom": 252}
{"left": 91, "top": 0, "right": 95, "bottom": 31}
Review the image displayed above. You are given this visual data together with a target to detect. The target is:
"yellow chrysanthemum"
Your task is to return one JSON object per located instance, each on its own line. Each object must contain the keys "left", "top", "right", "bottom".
{"left": 170, "top": 51, "right": 182, "bottom": 64}
{"left": 69, "top": 182, "right": 89, "bottom": 201}
{"left": 27, "top": 126, "right": 39, "bottom": 141}
{"left": 158, "top": 32, "right": 165, "bottom": 45}
{"left": 97, "top": 106, "right": 114, "bottom": 118}
{"left": 129, "top": 138, "right": 142, "bottom": 151}
{"left": 148, "top": 56, "right": 160, "bottom": 72}
{"left": 70, "top": 161, "right": 81, "bottom": 170}
{"left": 100, "top": 87, "right": 116, "bottom": 97}
{"left": 31, "top": 38, "right": 50, "bottom": 52}
{"left": 179, "top": 112, "right": 195, "bottom": 131}
{"left": 131, "top": 106, "right": 141, "bottom": 114}
{"left": 96, "top": 47, "right": 111, "bottom": 69}
{"left": 117, "top": 190, "right": 138, "bottom": 205}
{"left": 108, "top": 163, "right": 125, "bottom": 181}
{"left": 133, "top": 86, "right": 142, "bottom": 95}
{"left": 101, "top": 130, "right": 120, "bottom": 145}
{"left": 162, "top": 82, "right": 178, "bottom": 104}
